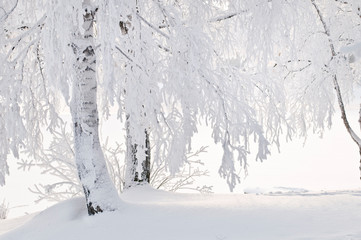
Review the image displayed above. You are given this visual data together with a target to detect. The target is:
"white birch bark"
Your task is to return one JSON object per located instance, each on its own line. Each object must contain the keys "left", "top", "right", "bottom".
{"left": 122, "top": 3, "right": 151, "bottom": 188}
{"left": 124, "top": 121, "right": 151, "bottom": 188}
{"left": 70, "top": 0, "right": 120, "bottom": 215}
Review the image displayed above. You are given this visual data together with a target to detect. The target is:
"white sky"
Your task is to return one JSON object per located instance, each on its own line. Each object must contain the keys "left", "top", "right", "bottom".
{"left": 192, "top": 108, "right": 360, "bottom": 194}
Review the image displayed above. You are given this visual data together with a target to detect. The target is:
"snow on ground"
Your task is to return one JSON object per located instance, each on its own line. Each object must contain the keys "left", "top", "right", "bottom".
{"left": 0, "top": 214, "right": 36, "bottom": 236}
{"left": 1, "top": 185, "right": 361, "bottom": 240}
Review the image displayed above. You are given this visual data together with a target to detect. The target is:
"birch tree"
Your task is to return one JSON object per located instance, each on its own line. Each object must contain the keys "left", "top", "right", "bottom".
{"left": 69, "top": 1, "right": 121, "bottom": 214}
{"left": 120, "top": 2, "right": 152, "bottom": 188}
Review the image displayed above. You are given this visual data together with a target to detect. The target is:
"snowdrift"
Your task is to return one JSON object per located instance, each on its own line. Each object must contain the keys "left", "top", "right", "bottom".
{"left": 1, "top": 186, "right": 361, "bottom": 240}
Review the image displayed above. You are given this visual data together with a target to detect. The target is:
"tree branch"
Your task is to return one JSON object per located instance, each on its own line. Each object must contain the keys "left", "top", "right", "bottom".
{"left": 209, "top": 10, "right": 247, "bottom": 23}
{"left": 136, "top": 12, "right": 170, "bottom": 39}
{"left": 311, "top": 0, "right": 361, "bottom": 147}
{"left": 0, "top": 0, "right": 19, "bottom": 22}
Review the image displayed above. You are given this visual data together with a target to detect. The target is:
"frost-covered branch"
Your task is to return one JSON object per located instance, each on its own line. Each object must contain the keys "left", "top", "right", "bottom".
{"left": 209, "top": 10, "right": 247, "bottom": 23}
{"left": 136, "top": 12, "right": 169, "bottom": 39}
{"left": 311, "top": 0, "right": 361, "bottom": 146}
{"left": 151, "top": 145, "right": 211, "bottom": 193}
{"left": 0, "top": 0, "right": 19, "bottom": 22}
{"left": 22, "top": 121, "right": 211, "bottom": 201}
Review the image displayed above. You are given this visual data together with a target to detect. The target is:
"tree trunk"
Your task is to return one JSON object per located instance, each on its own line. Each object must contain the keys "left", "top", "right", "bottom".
{"left": 124, "top": 116, "right": 151, "bottom": 188}
{"left": 71, "top": 0, "right": 120, "bottom": 215}
{"left": 122, "top": 2, "right": 151, "bottom": 189}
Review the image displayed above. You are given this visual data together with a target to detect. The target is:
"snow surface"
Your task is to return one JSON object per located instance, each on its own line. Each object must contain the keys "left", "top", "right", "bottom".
{"left": 1, "top": 185, "right": 361, "bottom": 240}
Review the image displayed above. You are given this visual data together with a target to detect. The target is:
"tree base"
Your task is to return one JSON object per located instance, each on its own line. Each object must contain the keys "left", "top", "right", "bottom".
{"left": 87, "top": 202, "right": 103, "bottom": 215}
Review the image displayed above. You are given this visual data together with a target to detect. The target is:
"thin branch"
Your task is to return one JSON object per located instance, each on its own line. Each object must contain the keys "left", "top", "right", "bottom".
{"left": 115, "top": 45, "right": 145, "bottom": 72}
{"left": 136, "top": 12, "right": 170, "bottom": 39}
{"left": 209, "top": 10, "right": 247, "bottom": 23}
{"left": 6, "top": 14, "right": 46, "bottom": 60}
{"left": 334, "top": 0, "right": 349, "bottom": 4}
{"left": 152, "top": 0, "right": 172, "bottom": 35}
{"left": 0, "top": 0, "right": 19, "bottom": 22}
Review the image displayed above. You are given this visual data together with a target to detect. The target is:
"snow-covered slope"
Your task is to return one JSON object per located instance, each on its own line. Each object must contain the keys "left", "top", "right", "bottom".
{"left": 1, "top": 186, "right": 361, "bottom": 240}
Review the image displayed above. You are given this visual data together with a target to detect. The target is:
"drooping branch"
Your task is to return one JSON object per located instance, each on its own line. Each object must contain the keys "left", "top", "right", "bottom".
{"left": 311, "top": 0, "right": 361, "bottom": 147}
{"left": 311, "top": 0, "right": 361, "bottom": 180}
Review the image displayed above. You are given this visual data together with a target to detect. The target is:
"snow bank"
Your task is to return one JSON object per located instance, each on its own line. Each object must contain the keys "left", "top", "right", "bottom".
{"left": 1, "top": 186, "right": 361, "bottom": 240}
